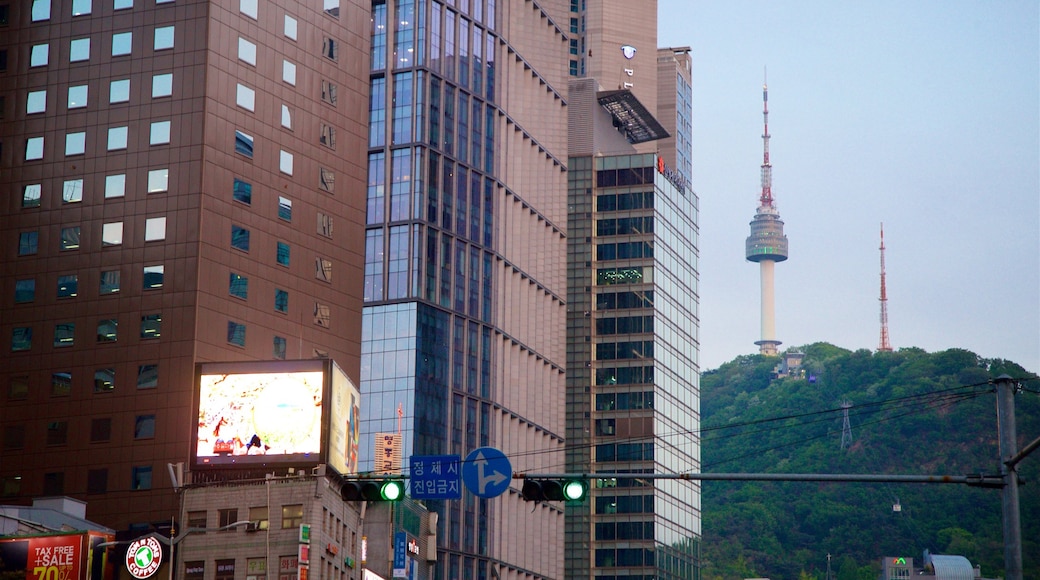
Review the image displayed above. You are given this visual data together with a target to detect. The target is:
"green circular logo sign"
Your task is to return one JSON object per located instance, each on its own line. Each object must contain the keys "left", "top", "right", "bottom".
{"left": 126, "top": 537, "right": 163, "bottom": 579}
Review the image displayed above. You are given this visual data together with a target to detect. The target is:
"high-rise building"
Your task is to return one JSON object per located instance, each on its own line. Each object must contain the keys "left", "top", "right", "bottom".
{"left": 358, "top": 0, "right": 570, "bottom": 578}
{"left": 565, "top": 2, "right": 701, "bottom": 575}
{"left": 1, "top": 0, "right": 371, "bottom": 530}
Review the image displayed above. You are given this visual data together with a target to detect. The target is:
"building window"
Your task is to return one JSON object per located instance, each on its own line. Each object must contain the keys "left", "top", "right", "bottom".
{"left": 3, "top": 425, "right": 26, "bottom": 450}
{"left": 11, "top": 327, "right": 32, "bottom": 351}
{"left": 71, "top": 0, "right": 90, "bottom": 16}
{"left": 276, "top": 242, "right": 290, "bottom": 266}
{"left": 187, "top": 511, "right": 206, "bottom": 529}
{"left": 153, "top": 26, "right": 174, "bottom": 50}
{"left": 65, "top": 132, "right": 86, "bottom": 156}
{"left": 90, "top": 418, "right": 111, "bottom": 442}
{"left": 317, "top": 213, "right": 333, "bottom": 238}
{"left": 321, "top": 80, "right": 337, "bottom": 105}
{"left": 248, "top": 507, "right": 269, "bottom": 530}
{"left": 279, "top": 150, "right": 293, "bottom": 175}
{"left": 60, "top": 226, "right": 81, "bottom": 250}
{"left": 69, "top": 38, "right": 90, "bottom": 62}
{"left": 46, "top": 421, "right": 68, "bottom": 445}
{"left": 313, "top": 303, "right": 330, "bottom": 328}
{"left": 8, "top": 376, "right": 29, "bottom": 399}
{"left": 97, "top": 319, "right": 117, "bottom": 342}
{"left": 233, "top": 178, "right": 252, "bottom": 204}
{"left": 62, "top": 179, "right": 84, "bottom": 203}
{"left": 239, "top": 0, "right": 256, "bottom": 19}
{"left": 30, "top": 44, "right": 49, "bottom": 67}
{"left": 137, "top": 365, "right": 158, "bottom": 389}
{"left": 114, "top": 0, "right": 132, "bottom": 9}
{"left": 25, "top": 136, "right": 44, "bottom": 160}
{"left": 145, "top": 217, "right": 166, "bottom": 241}
{"left": 68, "top": 84, "right": 88, "bottom": 108}
{"left": 229, "top": 273, "right": 248, "bottom": 299}
{"left": 235, "top": 130, "right": 253, "bottom": 157}
{"left": 131, "top": 466, "right": 152, "bottom": 490}
{"left": 236, "top": 84, "right": 255, "bottom": 111}
{"left": 107, "top": 126, "right": 128, "bottom": 150}
{"left": 57, "top": 274, "right": 78, "bottom": 298}
{"left": 150, "top": 121, "right": 171, "bottom": 144}
{"left": 147, "top": 169, "right": 169, "bottom": 193}
{"left": 22, "top": 184, "right": 42, "bottom": 207}
{"left": 281, "top": 105, "right": 293, "bottom": 129}
{"left": 238, "top": 37, "right": 257, "bottom": 65}
{"left": 315, "top": 258, "right": 332, "bottom": 282}
{"left": 18, "top": 232, "right": 38, "bottom": 255}
{"left": 152, "top": 73, "right": 173, "bottom": 97}
{"left": 53, "top": 323, "right": 75, "bottom": 347}
{"left": 94, "top": 368, "right": 115, "bottom": 392}
{"left": 14, "top": 279, "right": 35, "bottom": 303}
{"left": 323, "top": 0, "right": 338, "bottom": 17}
{"left": 227, "top": 321, "right": 246, "bottom": 347}
{"left": 278, "top": 196, "right": 292, "bottom": 221}
{"left": 87, "top": 469, "right": 108, "bottom": 494}
{"left": 319, "top": 168, "right": 335, "bottom": 193}
{"left": 284, "top": 15, "right": 297, "bottom": 40}
{"left": 231, "top": 226, "right": 250, "bottom": 251}
{"left": 100, "top": 270, "right": 120, "bottom": 294}
{"left": 282, "top": 60, "right": 296, "bottom": 85}
{"left": 51, "top": 372, "right": 72, "bottom": 396}
{"left": 281, "top": 505, "right": 303, "bottom": 529}
{"left": 319, "top": 123, "right": 336, "bottom": 149}
{"left": 112, "top": 32, "right": 132, "bottom": 56}
{"left": 323, "top": 37, "right": 338, "bottom": 60}
{"left": 273, "top": 336, "right": 286, "bottom": 359}
{"left": 140, "top": 314, "right": 161, "bottom": 339}
{"left": 31, "top": 0, "right": 50, "bottom": 21}
{"left": 110, "top": 79, "right": 131, "bottom": 103}
{"left": 134, "top": 415, "right": 155, "bottom": 439}
{"left": 102, "top": 222, "right": 124, "bottom": 246}
{"left": 42, "top": 472, "right": 64, "bottom": 495}
{"left": 105, "top": 174, "right": 126, "bottom": 198}
{"left": 26, "top": 90, "right": 46, "bottom": 114}
{"left": 143, "top": 265, "right": 164, "bottom": 289}
{"left": 274, "top": 289, "right": 288, "bottom": 313}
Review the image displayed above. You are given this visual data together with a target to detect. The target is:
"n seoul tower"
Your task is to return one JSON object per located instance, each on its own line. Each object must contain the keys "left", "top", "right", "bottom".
{"left": 745, "top": 80, "right": 789, "bottom": 356}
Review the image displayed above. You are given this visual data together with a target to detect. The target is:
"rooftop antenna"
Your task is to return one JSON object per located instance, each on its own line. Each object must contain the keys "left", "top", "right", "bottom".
{"left": 878, "top": 223, "right": 892, "bottom": 352}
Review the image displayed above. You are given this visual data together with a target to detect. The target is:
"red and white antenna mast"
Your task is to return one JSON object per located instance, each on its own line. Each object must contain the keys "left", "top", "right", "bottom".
{"left": 878, "top": 223, "right": 892, "bottom": 352}
{"left": 760, "top": 71, "right": 773, "bottom": 207}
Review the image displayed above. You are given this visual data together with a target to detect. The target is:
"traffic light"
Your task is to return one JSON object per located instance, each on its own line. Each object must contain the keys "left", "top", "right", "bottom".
{"left": 341, "top": 478, "right": 406, "bottom": 501}
{"left": 521, "top": 479, "right": 588, "bottom": 502}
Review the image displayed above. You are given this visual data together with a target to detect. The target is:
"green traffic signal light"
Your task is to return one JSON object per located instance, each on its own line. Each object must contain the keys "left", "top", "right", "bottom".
{"left": 379, "top": 479, "right": 404, "bottom": 501}
{"left": 341, "top": 478, "right": 405, "bottom": 502}
{"left": 561, "top": 479, "right": 587, "bottom": 501}
{"left": 521, "top": 479, "right": 588, "bottom": 502}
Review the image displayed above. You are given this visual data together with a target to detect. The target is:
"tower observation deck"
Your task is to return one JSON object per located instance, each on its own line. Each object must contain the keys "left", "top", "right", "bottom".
{"left": 746, "top": 80, "right": 789, "bottom": 355}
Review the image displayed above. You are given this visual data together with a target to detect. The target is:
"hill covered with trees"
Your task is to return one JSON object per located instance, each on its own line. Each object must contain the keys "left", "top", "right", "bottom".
{"left": 698, "top": 344, "right": 1039, "bottom": 580}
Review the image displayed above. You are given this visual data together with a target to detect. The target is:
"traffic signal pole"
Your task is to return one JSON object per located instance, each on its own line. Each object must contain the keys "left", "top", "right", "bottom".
{"left": 995, "top": 375, "right": 1023, "bottom": 580}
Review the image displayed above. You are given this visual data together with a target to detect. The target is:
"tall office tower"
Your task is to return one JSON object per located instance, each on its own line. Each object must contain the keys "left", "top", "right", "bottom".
{"left": 359, "top": 1, "right": 571, "bottom": 578}
{"left": 0, "top": 0, "right": 370, "bottom": 530}
{"left": 745, "top": 82, "right": 789, "bottom": 356}
{"left": 565, "top": 3, "right": 700, "bottom": 578}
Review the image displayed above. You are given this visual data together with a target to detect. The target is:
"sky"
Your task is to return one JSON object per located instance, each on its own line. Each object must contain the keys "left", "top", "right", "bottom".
{"left": 657, "top": 1, "right": 1040, "bottom": 374}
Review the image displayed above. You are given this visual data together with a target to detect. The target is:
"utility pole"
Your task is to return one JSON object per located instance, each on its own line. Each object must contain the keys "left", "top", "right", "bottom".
{"left": 995, "top": 375, "right": 1022, "bottom": 580}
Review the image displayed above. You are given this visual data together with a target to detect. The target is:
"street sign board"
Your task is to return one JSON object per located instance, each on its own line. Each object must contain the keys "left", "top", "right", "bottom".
{"left": 461, "top": 447, "right": 512, "bottom": 498}
{"left": 410, "top": 454, "right": 461, "bottom": 499}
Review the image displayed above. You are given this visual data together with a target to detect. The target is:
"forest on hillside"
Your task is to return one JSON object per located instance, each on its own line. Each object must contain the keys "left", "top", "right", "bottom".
{"left": 698, "top": 344, "right": 1039, "bottom": 580}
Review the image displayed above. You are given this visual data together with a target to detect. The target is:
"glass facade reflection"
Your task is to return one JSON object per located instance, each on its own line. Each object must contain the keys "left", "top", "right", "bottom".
{"left": 568, "top": 154, "right": 701, "bottom": 579}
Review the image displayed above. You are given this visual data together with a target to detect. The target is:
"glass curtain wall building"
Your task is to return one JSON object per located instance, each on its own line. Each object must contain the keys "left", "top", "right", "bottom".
{"left": 361, "top": 0, "right": 571, "bottom": 578}
{"left": 567, "top": 153, "right": 700, "bottom": 579}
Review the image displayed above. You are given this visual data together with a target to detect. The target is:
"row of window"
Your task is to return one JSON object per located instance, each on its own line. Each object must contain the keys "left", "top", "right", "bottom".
{"left": 14, "top": 268, "right": 156, "bottom": 304}
{"left": 0, "top": 465, "right": 153, "bottom": 498}
{"left": 29, "top": 0, "right": 173, "bottom": 21}
{"left": 597, "top": 241, "right": 653, "bottom": 261}
{"left": 595, "top": 390, "right": 655, "bottom": 411}
{"left": 7, "top": 366, "right": 158, "bottom": 400}
{"left": 10, "top": 315, "right": 161, "bottom": 351}
{"left": 5, "top": 414, "right": 155, "bottom": 450}
{"left": 596, "top": 290, "right": 654, "bottom": 311}
{"left": 20, "top": 170, "right": 168, "bottom": 208}
{"left": 25, "top": 27, "right": 174, "bottom": 69}
{"left": 21, "top": 74, "right": 173, "bottom": 115}
{"left": 595, "top": 442, "right": 654, "bottom": 462}
{"left": 16, "top": 217, "right": 166, "bottom": 255}
{"left": 595, "top": 366, "right": 654, "bottom": 387}
{"left": 23, "top": 122, "right": 170, "bottom": 160}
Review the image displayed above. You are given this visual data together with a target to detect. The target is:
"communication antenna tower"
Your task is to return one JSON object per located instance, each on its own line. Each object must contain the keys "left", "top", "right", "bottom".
{"left": 878, "top": 223, "right": 892, "bottom": 352}
{"left": 840, "top": 400, "right": 853, "bottom": 450}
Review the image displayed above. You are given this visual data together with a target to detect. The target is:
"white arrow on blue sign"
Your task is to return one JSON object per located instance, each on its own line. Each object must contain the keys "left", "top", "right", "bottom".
{"left": 461, "top": 447, "right": 512, "bottom": 498}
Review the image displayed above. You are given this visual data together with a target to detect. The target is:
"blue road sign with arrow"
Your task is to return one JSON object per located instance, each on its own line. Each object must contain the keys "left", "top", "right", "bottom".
{"left": 461, "top": 447, "right": 512, "bottom": 498}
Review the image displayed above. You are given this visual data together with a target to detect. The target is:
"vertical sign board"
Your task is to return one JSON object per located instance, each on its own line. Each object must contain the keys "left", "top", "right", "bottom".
{"left": 409, "top": 455, "right": 461, "bottom": 499}
{"left": 278, "top": 556, "right": 298, "bottom": 580}
{"left": 327, "top": 361, "right": 361, "bottom": 476}
{"left": 392, "top": 532, "right": 407, "bottom": 579}
{"left": 375, "top": 433, "right": 402, "bottom": 475}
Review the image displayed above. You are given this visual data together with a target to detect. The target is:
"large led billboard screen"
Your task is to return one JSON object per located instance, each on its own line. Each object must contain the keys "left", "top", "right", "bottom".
{"left": 192, "top": 359, "right": 361, "bottom": 473}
